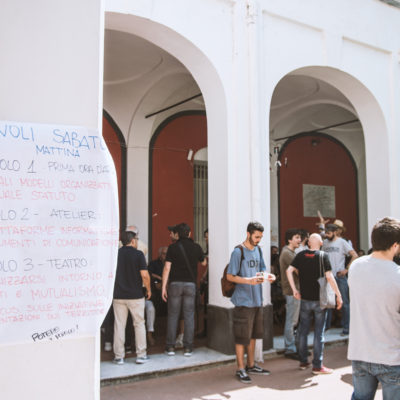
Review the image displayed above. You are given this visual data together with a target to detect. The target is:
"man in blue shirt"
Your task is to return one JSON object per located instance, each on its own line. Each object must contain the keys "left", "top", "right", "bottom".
{"left": 227, "top": 222, "right": 276, "bottom": 383}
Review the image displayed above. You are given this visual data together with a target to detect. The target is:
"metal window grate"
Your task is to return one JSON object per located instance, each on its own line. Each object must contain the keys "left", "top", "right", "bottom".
{"left": 193, "top": 161, "right": 208, "bottom": 251}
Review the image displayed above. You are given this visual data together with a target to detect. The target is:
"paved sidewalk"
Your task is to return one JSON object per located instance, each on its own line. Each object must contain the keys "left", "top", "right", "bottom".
{"left": 101, "top": 344, "right": 383, "bottom": 400}
{"left": 101, "top": 328, "right": 347, "bottom": 384}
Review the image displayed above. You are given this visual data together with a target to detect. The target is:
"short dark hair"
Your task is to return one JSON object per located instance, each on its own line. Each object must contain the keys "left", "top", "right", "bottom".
{"left": 285, "top": 228, "right": 299, "bottom": 245}
{"left": 371, "top": 217, "right": 400, "bottom": 251}
{"left": 176, "top": 222, "right": 191, "bottom": 239}
{"left": 121, "top": 230, "right": 136, "bottom": 246}
{"left": 168, "top": 225, "right": 178, "bottom": 233}
{"left": 247, "top": 222, "right": 264, "bottom": 234}
{"left": 298, "top": 229, "right": 309, "bottom": 241}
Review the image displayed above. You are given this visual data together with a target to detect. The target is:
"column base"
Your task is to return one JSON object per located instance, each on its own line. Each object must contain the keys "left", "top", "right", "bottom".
{"left": 207, "top": 304, "right": 273, "bottom": 355}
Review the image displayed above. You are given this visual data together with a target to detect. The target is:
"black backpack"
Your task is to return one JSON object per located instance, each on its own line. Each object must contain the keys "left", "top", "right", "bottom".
{"left": 221, "top": 245, "right": 262, "bottom": 297}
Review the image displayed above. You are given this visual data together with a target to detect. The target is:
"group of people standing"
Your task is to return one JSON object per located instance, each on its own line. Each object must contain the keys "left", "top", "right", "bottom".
{"left": 107, "top": 216, "right": 400, "bottom": 399}
{"left": 227, "top": 218, "right": 400, "bottom": 400}
{"left": 280, "top": 219, "right": 357, "bottom": 373}
{"left": 110, "top": 222, "right": 207, "bottom": 365}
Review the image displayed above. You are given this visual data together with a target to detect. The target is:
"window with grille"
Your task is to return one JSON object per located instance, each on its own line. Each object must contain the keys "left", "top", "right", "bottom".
{"left": 193, "top": 160, "right": 208, "bottom": 251}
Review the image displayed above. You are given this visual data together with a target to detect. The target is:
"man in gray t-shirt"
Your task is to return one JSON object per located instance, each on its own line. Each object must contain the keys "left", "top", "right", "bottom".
{"left": 348, "top": 217, "right": 400, "bottom": 400}
{"left": 322, "top": 224, "right": 357, "bottom": 335}
{"left": 227, "top": 222, "right": 276, "bottom": 384}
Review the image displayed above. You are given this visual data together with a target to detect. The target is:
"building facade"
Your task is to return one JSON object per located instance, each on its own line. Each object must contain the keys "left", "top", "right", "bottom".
{"left": 1, "top": 0, "right": 400, "bottom": 399}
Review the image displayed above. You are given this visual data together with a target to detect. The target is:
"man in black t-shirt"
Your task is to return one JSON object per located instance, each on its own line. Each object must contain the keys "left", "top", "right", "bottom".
{"left": 113, "top": 231, "right": 151, "bottom": 365}
{"left": 286, "top": 233, "right": 342, "bottom": 375}
{"left": 145, "top": 246, "right": 168, "bottom": 345}
{"left": 162, "top": 223, "right": 206, "bottom": 356}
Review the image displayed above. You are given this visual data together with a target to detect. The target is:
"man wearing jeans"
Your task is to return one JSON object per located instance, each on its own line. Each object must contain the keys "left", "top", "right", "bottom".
{"left": 348, "top": 217, "right": 400, "bottom": 400}
{"left": 279, "top": 228, "right": 301, "bottom": 359}
{"left": 162, "top": 223, "right": 206, "bottom": 356}
{"left": 322, "top": 223, "right": 357, "bottom": 335}
{"left": 113, "top": 231, "right": 151, "bottom": 365}
{"left": 287, "top": 233, "right": 342, "bottom": 374}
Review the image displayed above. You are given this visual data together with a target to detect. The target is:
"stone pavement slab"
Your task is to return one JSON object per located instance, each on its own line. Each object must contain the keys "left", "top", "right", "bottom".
{"left": 101, "top": 344, "right": 383, "bottom": 400}
{"left": 101, "top": 328, "right": 348, "bottom": 385}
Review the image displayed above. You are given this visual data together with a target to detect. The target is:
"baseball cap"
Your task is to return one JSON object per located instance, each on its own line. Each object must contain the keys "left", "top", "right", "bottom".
{"left": 325, "top": 223, "right": 338, "bottom": 232}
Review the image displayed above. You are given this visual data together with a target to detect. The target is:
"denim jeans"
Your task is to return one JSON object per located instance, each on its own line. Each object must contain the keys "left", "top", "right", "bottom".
{"left": 352, "top": 360, "right": 400, "bottom": 400}
{"left": 166, "top": 281, "right": 196, "bottom": 348}
{"left": 284, "top": 295, "right": 300, "bottom": 354}
{"left": 336, "top": 275, "right": 350, "bottom": 333}
{"left": 298, "top": 299, "right": 327, "bottom": 368}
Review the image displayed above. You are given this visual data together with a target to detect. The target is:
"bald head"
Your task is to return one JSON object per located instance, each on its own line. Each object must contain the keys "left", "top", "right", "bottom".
{"left": 126, "top": 225, "right": 138, "bottom": 235}
{"left": 308, "top": 233, "right": 323, "bottom": 250}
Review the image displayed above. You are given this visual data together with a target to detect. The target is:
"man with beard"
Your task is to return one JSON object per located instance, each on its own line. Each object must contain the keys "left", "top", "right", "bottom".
{"left": 227, "top": 222, "right": 276, "bottom": 383}
{"left": 279, "top": 228, "right": 301, "bottom": 359}
{"left": 322, "top": 224, "right": 358, "bottom": 336}
{"left": 348, "top": 217, "right": 400, "bottom": 399}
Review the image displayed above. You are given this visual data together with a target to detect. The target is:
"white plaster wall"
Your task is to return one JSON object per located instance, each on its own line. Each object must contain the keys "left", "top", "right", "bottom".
{"left": 104, "top": 0, "right": 400, "bottom": 307}
{"left": 262, "top": 0, "right": 400, "bottom": 239}
{"left": 104, "top": 2, "right": 273, "bottom": 308}
{"left": 0, "top": 1, "right": 104, "bottom": 399}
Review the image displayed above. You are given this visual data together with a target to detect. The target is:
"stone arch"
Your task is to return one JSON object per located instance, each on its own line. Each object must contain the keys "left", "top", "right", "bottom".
{"left": 269, "top": 66, "right": 389, "bottom": 247}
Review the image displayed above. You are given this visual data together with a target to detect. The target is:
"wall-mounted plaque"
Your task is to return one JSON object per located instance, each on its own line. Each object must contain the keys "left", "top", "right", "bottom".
{"left": 303, "top": 184, "right": 335, "bottom": 218}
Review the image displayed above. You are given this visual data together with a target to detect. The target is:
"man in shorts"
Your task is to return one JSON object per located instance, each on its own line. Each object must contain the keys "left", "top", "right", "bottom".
{"left": 227, "top": 222, "right": 276, "bottom": 383}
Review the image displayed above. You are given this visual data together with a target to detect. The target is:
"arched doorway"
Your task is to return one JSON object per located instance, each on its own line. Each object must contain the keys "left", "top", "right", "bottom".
{"left": 268, "top": 68, "right": 389, "bottom": 253}
{"left": 278, "top": 133, "right": 358, "bottom": 248}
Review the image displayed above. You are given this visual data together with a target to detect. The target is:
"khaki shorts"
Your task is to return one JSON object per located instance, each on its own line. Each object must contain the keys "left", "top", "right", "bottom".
{"left": 233, "top": 306, "right": 264, "bottom": 346}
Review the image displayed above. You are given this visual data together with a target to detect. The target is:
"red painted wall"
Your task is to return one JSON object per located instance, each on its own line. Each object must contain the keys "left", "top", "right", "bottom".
{"left": 151, "top": 114, "right": 207, "bottom": 260}
{"left": 279, "top": 134, "right": 358, "bottom": 249}
{"left": 102, "top": 115, "right": 123, "bottom": 228}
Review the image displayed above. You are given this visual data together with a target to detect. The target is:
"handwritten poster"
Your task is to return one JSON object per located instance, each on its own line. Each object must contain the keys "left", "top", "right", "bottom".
{"left": 0, "top": 121, "right": 119, "bottom": 344}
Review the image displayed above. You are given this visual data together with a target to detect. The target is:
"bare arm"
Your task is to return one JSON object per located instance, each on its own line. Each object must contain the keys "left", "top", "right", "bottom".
{"left": 151, "top": 273, "right": 162, "bottom": 281}
{"left": 325, "top": 270, "right": 343, "bottom": 309}
{"left": 226, "top": 274, "right": 263, "bottom": 285}
{"left": 161, "top": 261, "right": 171, "bottom": 302}
{"left": 286, "top": 266, "right": 300, "bottom": 299}
{"left": 140, "top": 270, "right": 151, "bottom": 300}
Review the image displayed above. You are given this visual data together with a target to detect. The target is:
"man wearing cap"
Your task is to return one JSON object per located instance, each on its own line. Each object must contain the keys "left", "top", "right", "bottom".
{"left": 322, "top": 223, "right": 358, "bottom": 336}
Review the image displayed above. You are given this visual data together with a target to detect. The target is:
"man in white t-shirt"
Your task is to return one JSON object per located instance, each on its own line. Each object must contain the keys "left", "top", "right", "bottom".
{"left": 348, "top": 217, "right": 400, "bottom": 399}
{"left": 322, "top": 224, "right": 357, "bottom": 335}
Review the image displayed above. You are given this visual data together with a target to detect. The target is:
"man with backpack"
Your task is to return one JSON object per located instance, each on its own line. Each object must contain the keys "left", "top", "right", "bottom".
{"left": 226, "top": 222, "right": 276, "bottom": 384}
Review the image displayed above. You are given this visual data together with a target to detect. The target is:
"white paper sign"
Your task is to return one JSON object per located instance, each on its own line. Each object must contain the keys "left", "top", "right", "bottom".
{"left": 0, "top": 120, "right": 119, "bottom": 344}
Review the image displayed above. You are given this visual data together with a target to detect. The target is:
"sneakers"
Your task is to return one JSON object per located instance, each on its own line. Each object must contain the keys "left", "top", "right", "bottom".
{"left": 136, "top": 355, "right": 150, "bottom": 364}
{"left": 125, "top": 346, "right": 132, "bottom": 354}
{"left": 236, "top": 369, "right": 252, "bottom": 384}
{"left": 312, "top": 365, "right": 333, "bottom": 375}
{"left": 299, "top": 362, "right": 311, "bottom": 370}
{"left": 165, "top": 346, "right": 175, "bottom": 356}
{"left": 246, "top": 364, "right": 271, "bottom": 375}
{"left": 112, "top": 358, "right": 124, "bottom": 365}
{"left": 183, "top": 348, "right": 193, "bottom": 357}
{"left": 104, "top": 342, "right": 112, "bottom": 352}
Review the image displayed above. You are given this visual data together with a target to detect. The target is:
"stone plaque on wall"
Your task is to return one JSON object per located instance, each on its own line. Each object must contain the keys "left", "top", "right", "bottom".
{"left": 303, "top": 184, "right": 335, "bottom": 217}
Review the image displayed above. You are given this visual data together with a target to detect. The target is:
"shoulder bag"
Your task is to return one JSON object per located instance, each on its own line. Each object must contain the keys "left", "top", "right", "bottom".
{"left": 318, "top": 251, "right": 336, "bottom": 309}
